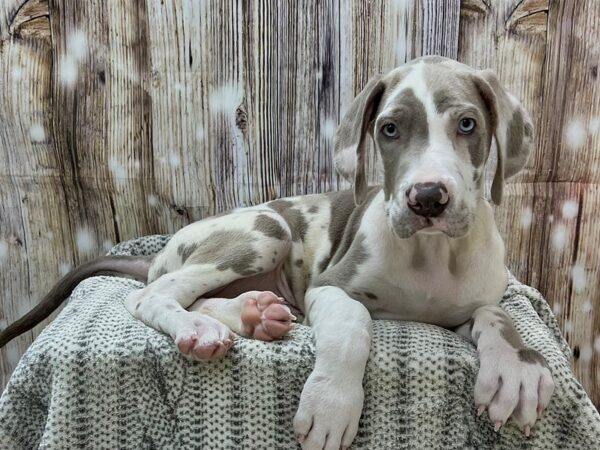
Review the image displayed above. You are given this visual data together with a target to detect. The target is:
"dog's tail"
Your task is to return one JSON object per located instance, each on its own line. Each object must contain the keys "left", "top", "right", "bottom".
{"left": 0, "top": 255, "right": 154, "bottom": 348}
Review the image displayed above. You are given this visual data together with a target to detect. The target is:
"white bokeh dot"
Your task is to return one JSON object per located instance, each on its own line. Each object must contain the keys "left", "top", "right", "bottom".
{"left": 59, "top": 262, "right": 72, "bottom": 276}
{"left": 565, "top": 119, "right": 587, "bottom": 150}
{"left": 30, "top": 124, "right": 46, "bottom": 142}
{"left": 76, "top": 228, "right": 96, "bottom": 253}
{"left": 521, "top": 206, "right": 533, "bottom": 229}
{"left": 59, "top": 55, "right": 78, "bottom": 85}
{"left": 12, "top": 66, "right": 23, "bottom": 81}
{"left": 581, "top": 345, "right": 593, "bottom": 363}
{"left": 321, "top": 118, "right": 337, "bottom": 141}
{"left": 102, "top": 240, "right": 114, "bottom": 252}
{"left": 561, "top": 200, "right": 579, "bottom": 219}
{"left": 571, "top": 264, "right": 586, "bottom": 293}
{"left": 68, "top": 30, "right": 88, "bottom": 61}
{"left": 168, "top": 152, "right": 180, "bottom": 168}
{"left": 550, "top": 223, "right": 567, "bottom": 250}
{"left": 147, "top": 194, "right": 158, "bottom": 207}
{"left": 109, "top": 158, "right": 127, "bottom": 186}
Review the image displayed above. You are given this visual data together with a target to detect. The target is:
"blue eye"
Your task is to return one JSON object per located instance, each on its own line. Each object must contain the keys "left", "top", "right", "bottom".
{"left": 382, "top": 123, "right": 399, "bottom": 138}
{"left": 458, "top": 118, "right": 476, "bottom": 134}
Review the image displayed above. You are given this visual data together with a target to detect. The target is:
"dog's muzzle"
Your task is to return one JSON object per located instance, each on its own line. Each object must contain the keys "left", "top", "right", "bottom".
{"left": 405, "top": 182, "right": 449, "bottom": 218}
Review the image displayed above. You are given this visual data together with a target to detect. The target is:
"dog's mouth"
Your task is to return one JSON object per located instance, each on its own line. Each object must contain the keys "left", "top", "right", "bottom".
{"left": 390, "top": 209, "right": 471, "bottom": 239}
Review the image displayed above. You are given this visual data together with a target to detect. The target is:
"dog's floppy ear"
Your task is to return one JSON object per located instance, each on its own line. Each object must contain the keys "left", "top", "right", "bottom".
{"left": 473, "top": 70, "right": 534, "bottom": 204}
{"left": 334, "top": 75, "right": 385, "bottom": 205}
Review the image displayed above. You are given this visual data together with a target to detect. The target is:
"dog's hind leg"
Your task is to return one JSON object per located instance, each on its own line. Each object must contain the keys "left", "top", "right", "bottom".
{"left": 125, "top": 209, "right": 294, "bottom": 360}
{"left": 189, "top": 290, "right": 296, "bottom": 341}
{"left": 125, "top": 265, "right": 240, "bottom": 361}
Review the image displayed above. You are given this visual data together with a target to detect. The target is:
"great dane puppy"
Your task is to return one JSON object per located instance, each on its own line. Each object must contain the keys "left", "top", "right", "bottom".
{"left": 1, "top": 56, "right": 554, "bottom": 450}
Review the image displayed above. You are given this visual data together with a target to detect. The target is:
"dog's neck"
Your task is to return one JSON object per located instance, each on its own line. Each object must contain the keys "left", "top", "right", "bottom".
{"left": 379, "top": 198, "right": 503, "bottom": 277}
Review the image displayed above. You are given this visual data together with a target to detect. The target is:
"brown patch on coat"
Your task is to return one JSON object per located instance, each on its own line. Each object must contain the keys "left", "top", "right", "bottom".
{"left": 314, "top": 233, "right": 370, "bottom": 288}
{"left": 493, "top": 310, "right": 524, "bottom": 349}
{"left": 518, "top": 349, "right": 549, "bottom": 368}
{"left": 268, "top": 200, "right": 308, "bottom": 241}
{"left": 254, "top": 214, "right": 288, "bottom": 240}
{"left": 468, "top": 134, "right": 485, "bottom": 168}
{"left": 185, "top": 230, "right": 259, "bottom": 275}
{"left": 506, "top": 108, "right": 524, "bottom": 159}
{"left": 178, "top": 243, "right": 199, "bottom": 263}
{"left": 377, "top": 88, "right": 429, "bottom": 200}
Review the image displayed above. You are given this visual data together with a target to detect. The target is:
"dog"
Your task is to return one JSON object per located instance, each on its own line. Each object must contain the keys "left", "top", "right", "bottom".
{"left": 1, "top": 56, "right": 554, "bottom": 450}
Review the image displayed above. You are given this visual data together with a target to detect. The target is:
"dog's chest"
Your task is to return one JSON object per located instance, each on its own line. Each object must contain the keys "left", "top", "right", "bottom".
{"left": 349, "top": 237, "right": 507, "bottom": 327}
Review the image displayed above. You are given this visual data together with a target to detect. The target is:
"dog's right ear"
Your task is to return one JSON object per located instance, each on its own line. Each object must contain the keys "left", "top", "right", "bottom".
{"left": 334, "top": 75, "right": 385, "bottom": 205}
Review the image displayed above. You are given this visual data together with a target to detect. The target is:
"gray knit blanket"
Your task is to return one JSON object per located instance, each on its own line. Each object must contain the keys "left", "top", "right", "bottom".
{"left": 1, "top": 235, "right": 599, "bottom": 449}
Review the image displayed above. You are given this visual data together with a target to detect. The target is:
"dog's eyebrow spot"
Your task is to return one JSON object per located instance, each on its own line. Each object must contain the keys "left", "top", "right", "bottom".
{"left": 434, "top": 90, "right": 455, "bottom": 114}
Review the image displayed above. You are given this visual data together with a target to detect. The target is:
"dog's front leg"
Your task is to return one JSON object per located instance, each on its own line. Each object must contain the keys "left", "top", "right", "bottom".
{"left": 460, "top": 305, "right": 555, "bottom": 435}
{"left": 293, "top": 286, "right": 372, "bottom": 450}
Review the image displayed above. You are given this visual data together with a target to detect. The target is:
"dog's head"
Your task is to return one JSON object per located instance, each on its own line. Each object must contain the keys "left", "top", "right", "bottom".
{"left": 334, "top": 56, "right": 534, "bottom": 238}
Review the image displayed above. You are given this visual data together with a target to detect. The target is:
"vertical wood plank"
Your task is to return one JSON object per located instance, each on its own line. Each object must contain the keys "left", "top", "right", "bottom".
{"left": 0, "top": 0, "right": 79, "bottom": 388}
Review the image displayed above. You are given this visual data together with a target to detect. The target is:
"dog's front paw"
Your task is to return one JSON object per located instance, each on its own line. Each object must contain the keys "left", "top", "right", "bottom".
{"left": 293, "top": 371, "right": 363, "bottom": 450}
{"left": 475, "top": 347, "right": 554, "bottom": 435}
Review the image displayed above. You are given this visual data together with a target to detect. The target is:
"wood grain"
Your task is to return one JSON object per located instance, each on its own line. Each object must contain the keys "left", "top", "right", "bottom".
{"left": 1, "top": 0, "right": 599, "bottom": 406}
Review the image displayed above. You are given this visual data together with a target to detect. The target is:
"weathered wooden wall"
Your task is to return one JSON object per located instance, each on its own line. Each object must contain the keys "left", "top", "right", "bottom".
{"left": 1, "top": 0, "right": 599, "bottom": 405}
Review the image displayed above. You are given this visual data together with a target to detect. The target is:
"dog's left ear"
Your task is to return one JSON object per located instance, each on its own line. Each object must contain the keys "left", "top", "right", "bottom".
{"left": 472, "top": 70, "right": 534, "bottom": 204}
{"left": 334, "top": 75, "right": 385, "bottom": 205}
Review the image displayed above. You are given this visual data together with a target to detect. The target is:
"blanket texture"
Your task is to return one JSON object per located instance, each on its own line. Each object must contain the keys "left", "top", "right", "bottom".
{"left": 1, "top": 235, "right": 599, "bottom": 449}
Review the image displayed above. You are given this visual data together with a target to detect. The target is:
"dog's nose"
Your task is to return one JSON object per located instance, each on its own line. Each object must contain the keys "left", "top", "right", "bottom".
{"left": 406, "top": 182, "right": 449, "bottom": 217}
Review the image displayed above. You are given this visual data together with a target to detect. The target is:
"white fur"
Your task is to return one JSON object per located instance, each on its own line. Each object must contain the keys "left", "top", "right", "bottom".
{"left": 293, "top": 286, "right": 371, "bottom": 450}
{"left": 471, "top": 306, "right": 554, "bottom": 432}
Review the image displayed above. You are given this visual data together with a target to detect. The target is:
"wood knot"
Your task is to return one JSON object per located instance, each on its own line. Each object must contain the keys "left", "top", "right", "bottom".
{"left": 235, "top": 107, "right": 247, "bottom": 132}
{"left": 9, "top": 0, "right": 50, "bottom": 42}
{"left": 171, "top": 205, "right": 187, "bottom": 217}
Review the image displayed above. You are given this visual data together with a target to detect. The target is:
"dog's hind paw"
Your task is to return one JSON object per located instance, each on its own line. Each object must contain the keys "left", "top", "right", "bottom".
{"left": 173, "top": 312, "right": 235, "bottom": 361}
{"left": 240, "top": 291, "right": 296, "bottom": 341}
